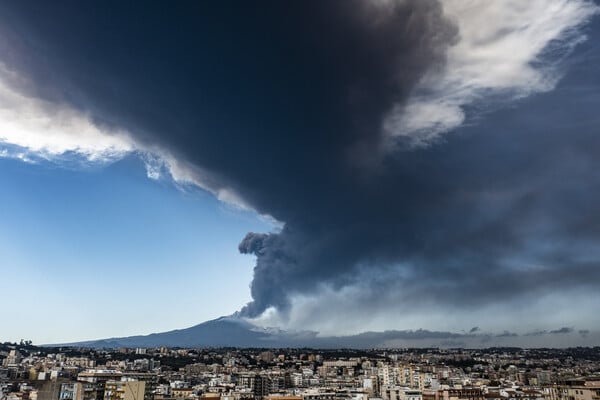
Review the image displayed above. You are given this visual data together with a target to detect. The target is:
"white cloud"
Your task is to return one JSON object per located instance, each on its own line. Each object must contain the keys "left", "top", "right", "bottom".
{"left": 0, "top": 62, "right": 254, "bottom": 211}
{"left": 146, "top": 151, "right": 255, "bottom": 211}
{"left": 385, "top": 0, "right": 600, "bottom": 145}
{"left": 0, "top": 63, "right": 135, "bottom": 162}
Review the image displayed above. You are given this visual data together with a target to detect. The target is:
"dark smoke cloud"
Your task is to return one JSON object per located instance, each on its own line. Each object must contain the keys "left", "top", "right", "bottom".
{"left": 496, "top": 331, "right": 519, "bottom": 338}
{"left": 525, "top": 328, "right": 574, "bottom": 337}
{"left": 525, "top": 330, "right": 548, "bottom": 337}
{"left": 549, "top": 327, "right": 574, "bottom": 335}
{"left": 1, "top": 1, "right": 600, "bottom": 327}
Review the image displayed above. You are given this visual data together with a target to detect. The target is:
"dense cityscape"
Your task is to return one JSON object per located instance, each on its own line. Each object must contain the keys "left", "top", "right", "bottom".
{"left": 2, "top": 343, "right": 599, "bottom": 400}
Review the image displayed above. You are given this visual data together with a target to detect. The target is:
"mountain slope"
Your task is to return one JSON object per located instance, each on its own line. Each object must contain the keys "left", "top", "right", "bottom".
{"left": 54, "top": 316, "right": 275, "bottom": 348}
{"left": 50, "top": 316, "right": 587, "bottom": 349}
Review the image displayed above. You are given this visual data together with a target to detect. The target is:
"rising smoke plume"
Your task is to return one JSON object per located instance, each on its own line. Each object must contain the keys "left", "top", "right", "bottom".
{"left": 0, "top": 1, "right": 599, "bottom": 329}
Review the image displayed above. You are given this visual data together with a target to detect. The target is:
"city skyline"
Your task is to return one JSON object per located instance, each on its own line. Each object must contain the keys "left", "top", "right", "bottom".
{"left": 1, "top": 1, "right": 600, "bottom": 346}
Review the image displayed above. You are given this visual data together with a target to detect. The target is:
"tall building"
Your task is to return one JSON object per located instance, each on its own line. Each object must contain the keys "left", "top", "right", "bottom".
{"left": 252, "top": 376, "right": 271, "bottom": 400}
{"left": 2, "top": 351, "right": 23, "bottom": 367}
{"left": 104, "top": 380, "right": 145, "bottom": 400}
{"left": 60, "top": 383, "right": 83, "bottom": 400}
{"left": 78, "top": 370, "right": 123, "bottom": 400}
{"left": 543, "top": 380, "right": 600, "bottom": 400}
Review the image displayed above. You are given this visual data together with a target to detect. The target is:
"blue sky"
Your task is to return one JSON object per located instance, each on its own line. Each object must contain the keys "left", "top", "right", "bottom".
{"left": 0, "top": 155, "right": 272, "bottom": 343}
{"left": 1, "top": 1, "right": 600, "bottom": 347}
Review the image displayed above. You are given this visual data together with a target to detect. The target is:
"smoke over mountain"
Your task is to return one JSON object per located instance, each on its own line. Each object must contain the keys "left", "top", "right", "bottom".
{"left": 0, "top": 0, "right": 599, "bottom": 331}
